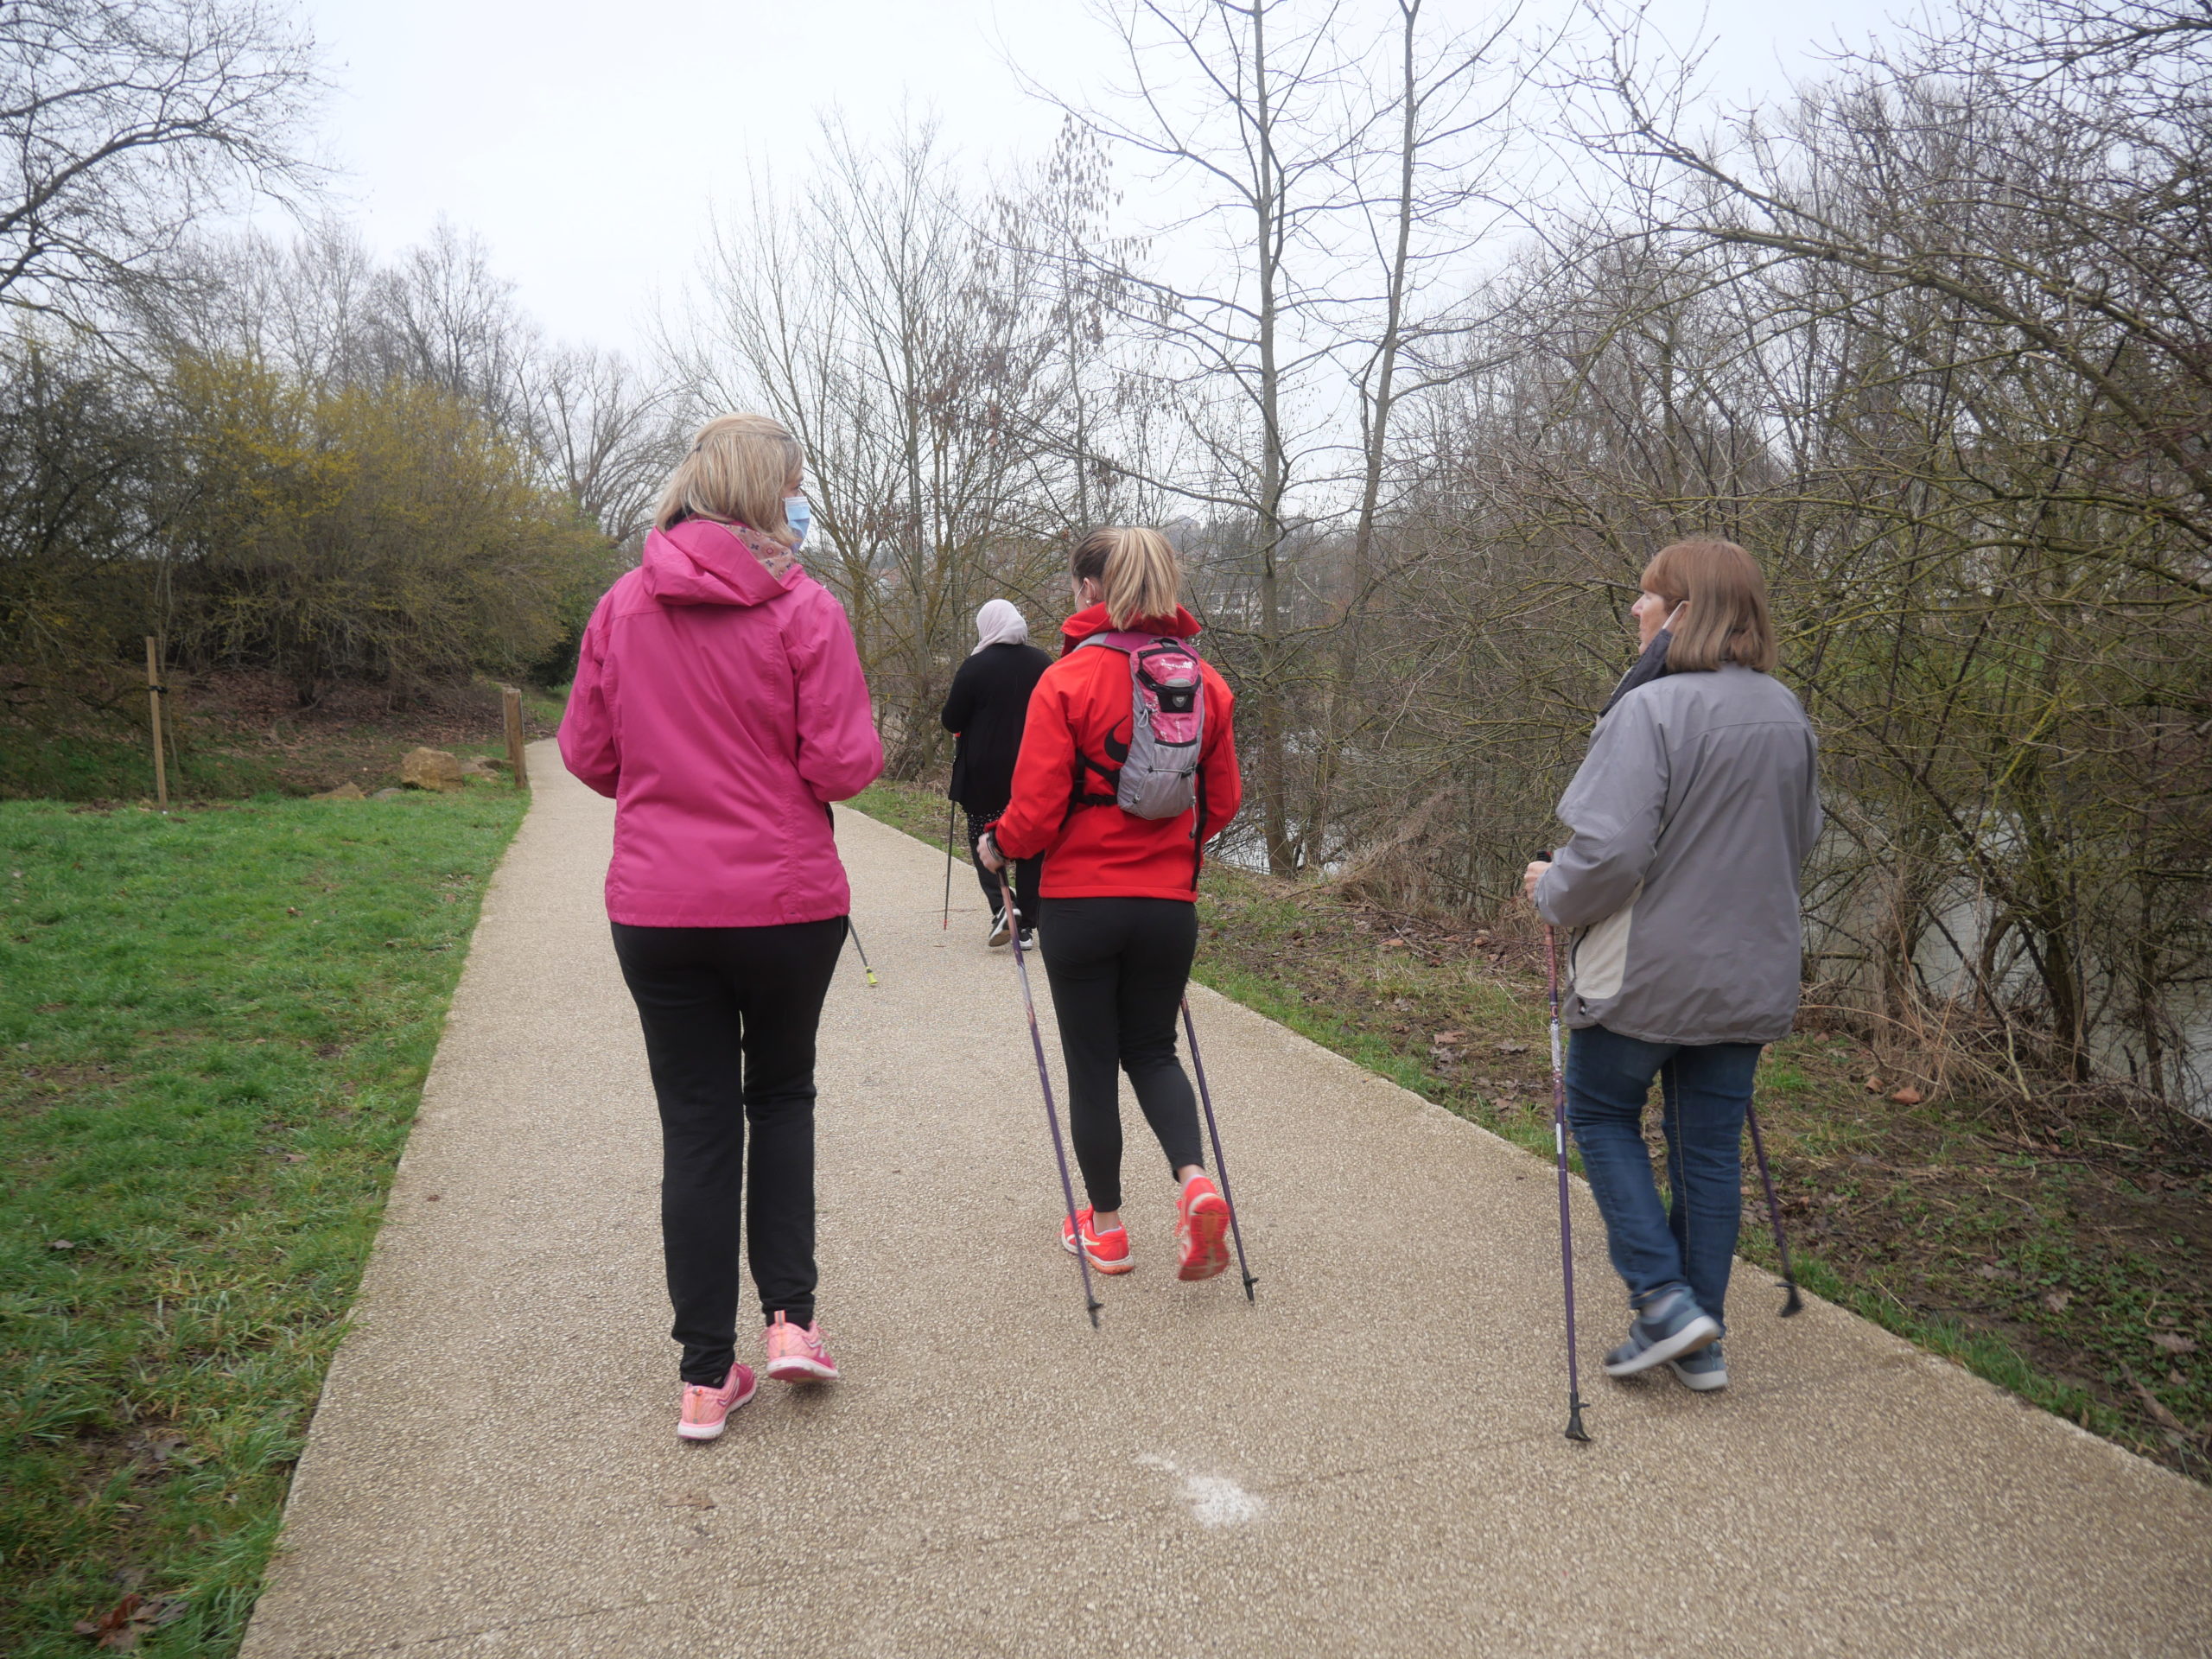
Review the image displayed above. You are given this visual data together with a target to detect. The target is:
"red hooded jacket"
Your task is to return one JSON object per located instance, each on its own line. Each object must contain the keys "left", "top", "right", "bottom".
{"left": 989, "top": 604, "right": 1241, "bottom": 900}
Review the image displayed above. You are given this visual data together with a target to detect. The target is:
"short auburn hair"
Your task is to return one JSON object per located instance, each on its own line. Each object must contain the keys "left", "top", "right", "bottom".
{"left": 1642, "top": 538, "right": 1777, "bottom": 673}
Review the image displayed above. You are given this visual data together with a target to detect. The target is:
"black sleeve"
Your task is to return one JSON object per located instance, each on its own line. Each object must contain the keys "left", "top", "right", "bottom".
{"left": 941, "top": 656, "right": 979, "bottom": 733}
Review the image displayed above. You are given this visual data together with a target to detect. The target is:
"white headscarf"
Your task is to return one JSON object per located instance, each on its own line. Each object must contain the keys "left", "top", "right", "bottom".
{"left": 971, "top": 598, "right": 1030, "bottom": 654}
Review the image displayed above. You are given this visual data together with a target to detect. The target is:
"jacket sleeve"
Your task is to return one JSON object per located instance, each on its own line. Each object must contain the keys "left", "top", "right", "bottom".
{"left": 1198, "top": 677, "right": 1242, "bottom": 844}
{"left": 940, "top": 656, "right": 977, "bottom": 734}
{"left": 1798, "top": 727, "right": 1824, "bottom": 863}
{"left": 1535, "top": 695, "right": 1669, "bottom": 930}
{"left": 556, "top": 598, "right": 620, "bottom": 798}
{"left": 786, "top": 586, "right": 886, "bottom": 804}
{"left": 991, "top": 669, "right": 1077, "bottom": 860}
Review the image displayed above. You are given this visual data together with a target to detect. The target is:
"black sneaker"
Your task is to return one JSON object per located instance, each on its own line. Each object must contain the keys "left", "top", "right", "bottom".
{"left": 1669, "top": 1341, "right": 1727, "bottom": 1391}
{"left": 1603, "top": 1286, "right": 1720, "bottom": 1377}
{"left": 987, "top": 909, "right": 1011, "bottom": 948}
{"left": 1015, "top": 928, "right": 1035, "bottom": 951}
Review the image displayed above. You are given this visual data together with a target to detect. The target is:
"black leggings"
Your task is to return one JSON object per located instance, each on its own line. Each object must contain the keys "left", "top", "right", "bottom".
{"left": 1038, "top": 897, "right": 1205, "bottom": 1213}
{"left": 611, "top": 917, "right": 845, "bottom": 1385}
{"left": 965, "top": 806, "right": 1039, "bottom": 925}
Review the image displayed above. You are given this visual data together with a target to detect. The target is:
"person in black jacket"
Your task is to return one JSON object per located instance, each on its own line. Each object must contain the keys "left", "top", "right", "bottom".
{"left": 941, "top": 599, "right": 1052, "bottom": 945}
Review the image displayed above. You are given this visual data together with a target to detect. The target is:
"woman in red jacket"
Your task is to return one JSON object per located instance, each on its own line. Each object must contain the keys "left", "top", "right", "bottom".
{"left": 979, "top": 527, "right": 1243, "bottom": 1281}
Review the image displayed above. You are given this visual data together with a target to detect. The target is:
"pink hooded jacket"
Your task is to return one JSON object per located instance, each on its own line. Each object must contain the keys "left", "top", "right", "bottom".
{"left": 558, "top": 518, "right": 884, "bottom": 927}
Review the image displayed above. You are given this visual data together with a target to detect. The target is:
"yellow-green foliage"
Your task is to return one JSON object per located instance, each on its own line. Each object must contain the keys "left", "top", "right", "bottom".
{"left": 161, "top": 355, "right": 616, "bottom": 702}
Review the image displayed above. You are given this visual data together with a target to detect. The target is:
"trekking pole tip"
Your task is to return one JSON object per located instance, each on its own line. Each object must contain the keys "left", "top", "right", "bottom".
{"left": 1241, "top": 1274, "right": 1257, "bottom": 1302}
{"left": 1086, "top": 1300, "right": 1102, "bottom": 1329}
{"left": 1565, "top": 1396, "right": 1593, "bottom": 1444}
{"left": 1780, "top": 1281, "right": 1804, "bottom": 1317}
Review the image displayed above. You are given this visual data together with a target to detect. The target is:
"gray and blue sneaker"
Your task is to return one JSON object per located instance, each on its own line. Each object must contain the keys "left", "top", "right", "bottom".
{"left": 1602, "top": 1285, "right": 1721, "bottom": 1377}
{"left": 1669, "top": 1341, "right": 1727, "bottom": 1391}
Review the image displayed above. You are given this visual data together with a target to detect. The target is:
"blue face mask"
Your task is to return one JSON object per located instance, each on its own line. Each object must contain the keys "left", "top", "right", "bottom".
{"left": 785, "top": 495, "right": 811, "bottom": 547}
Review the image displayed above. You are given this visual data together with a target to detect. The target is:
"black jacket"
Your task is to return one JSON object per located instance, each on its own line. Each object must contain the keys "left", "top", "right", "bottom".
{"left": 941, "top": 641, "right": 1052, "bottom": 809}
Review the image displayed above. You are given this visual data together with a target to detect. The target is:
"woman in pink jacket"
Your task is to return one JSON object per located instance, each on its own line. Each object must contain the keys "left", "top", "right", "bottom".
{"left": 560, "top": 414, "right": 883, "bottom": 1442}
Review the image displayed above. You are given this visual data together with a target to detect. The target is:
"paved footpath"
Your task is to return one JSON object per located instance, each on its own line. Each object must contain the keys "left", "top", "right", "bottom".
{"left": 244, "top": 747, "right": 2212, "bottom": 1659}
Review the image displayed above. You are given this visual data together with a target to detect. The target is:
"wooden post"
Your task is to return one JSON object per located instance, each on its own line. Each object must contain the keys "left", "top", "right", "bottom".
{"left": 144, "top": 636, "right": 168, "bottom": 810}
{"left": 502, "top": 684, "right": 528, "bottom": 789}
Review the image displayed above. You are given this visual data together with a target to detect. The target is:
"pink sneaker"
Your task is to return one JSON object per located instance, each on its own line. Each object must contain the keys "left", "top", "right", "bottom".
{"left": 677, "top": 1363, "right": 757, "bottom": 1441}
{"left": 763, "top": 1312, "right": 838, "bottom": 1382}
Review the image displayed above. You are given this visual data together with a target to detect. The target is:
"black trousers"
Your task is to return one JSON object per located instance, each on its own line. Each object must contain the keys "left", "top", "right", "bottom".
{"left": 611, "top": 917, "right": 845, "bottom": 1385}
{"left": 964, "top": 805, "right": 1039, "bottom": 925}
{"left": 1038, "top": 897, "right": 1205, "bottom": 1213}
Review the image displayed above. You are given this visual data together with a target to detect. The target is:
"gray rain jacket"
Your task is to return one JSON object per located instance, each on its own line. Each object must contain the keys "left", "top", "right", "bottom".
{"left": 1534, "top": 664, "right": 1821, "bottom": 1046}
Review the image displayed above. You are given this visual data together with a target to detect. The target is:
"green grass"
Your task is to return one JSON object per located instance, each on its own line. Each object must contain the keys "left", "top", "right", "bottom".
{"left": 1, "top": 784, "right": 530, "bottom": 1656}
{"left": 0, "top": 730, "right": 296, "bottom": 804}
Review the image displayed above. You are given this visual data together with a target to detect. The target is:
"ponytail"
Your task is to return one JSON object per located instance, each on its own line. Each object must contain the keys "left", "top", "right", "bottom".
{"left": 1071, "top": 526, "right": 1182, "bottom": 629}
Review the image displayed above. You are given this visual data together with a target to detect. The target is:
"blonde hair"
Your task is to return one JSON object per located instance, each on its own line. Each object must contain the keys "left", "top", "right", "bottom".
{"left": 1642, "top": 538, "right": 1778, "bottom": 673}
{"left": 653, "top": 414, "right": 804, "bottom": 542}
{"left": 1071, "top": 526, "right": 1182, "bottom": 629}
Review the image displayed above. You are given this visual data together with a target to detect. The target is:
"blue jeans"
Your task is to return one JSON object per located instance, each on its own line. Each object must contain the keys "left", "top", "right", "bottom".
{"left": 1565, "top": 1024, "right": 1763, "bottom": 1332}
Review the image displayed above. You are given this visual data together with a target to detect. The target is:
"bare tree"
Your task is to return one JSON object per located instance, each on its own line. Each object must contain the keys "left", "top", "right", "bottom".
{"left": 0, "top": 0, "right": 319, "bottom": 325}
{"left": 672, "top": 119, "right": 1126, "bottom": 774}
{"left": 365, "top": 219, "right": 535, "bottom": 428}
{"left": 1031, "top": 0, "right": 1370, "bottom": 874}
{"left": 1303, "top": 0, "right": 1533, "bottom": 863}
{"left": 521, "top": 342, "right": 684, "bottom": 544}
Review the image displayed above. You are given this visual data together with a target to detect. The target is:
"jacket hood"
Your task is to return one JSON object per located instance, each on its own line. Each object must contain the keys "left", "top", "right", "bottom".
{"left": 1059, "top": 602, "right": 1201, "bottom": 653}
{"left": 640, "top": 518, "right": 799, "bottom": 608}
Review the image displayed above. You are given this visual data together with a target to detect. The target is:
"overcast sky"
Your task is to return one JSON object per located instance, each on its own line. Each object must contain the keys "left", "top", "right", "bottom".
{"left": 291, "top": 0, "right": 1904, "bottom": 358}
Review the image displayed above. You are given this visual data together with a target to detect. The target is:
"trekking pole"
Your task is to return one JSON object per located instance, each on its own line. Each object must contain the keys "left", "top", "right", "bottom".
{"left": 1545, "top": 923, "right": 1594, "bottom": 1444}
{"left": 1744, "top": 1101, "right": 1804, "bottom": 1316}
{"left": 942, "top": 801, "right": 956, "bottom": 931}
{"left": 1179, "top": 996, "right": 1257, "bottom": 1301}
{"left": 843, "top": 918, "right": 879, "bottom": 988}
{"left": 999, "top": 862, "right": 1102, "bottom": 1328}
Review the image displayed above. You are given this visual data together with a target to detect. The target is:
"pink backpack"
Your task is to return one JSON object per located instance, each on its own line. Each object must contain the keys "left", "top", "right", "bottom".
{"left": 1077, "top": 630, "right": 1207, "bottom": 819}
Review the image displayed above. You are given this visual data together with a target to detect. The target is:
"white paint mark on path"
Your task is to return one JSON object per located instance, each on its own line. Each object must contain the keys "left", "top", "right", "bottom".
{"left": 1136, "top": 1454, "right": 1266, "bottom": 1527}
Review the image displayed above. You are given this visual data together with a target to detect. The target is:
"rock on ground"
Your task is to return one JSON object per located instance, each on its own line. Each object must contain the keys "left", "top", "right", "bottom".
{"left": 399, "top": 748, "right": 464, "bottom": 792}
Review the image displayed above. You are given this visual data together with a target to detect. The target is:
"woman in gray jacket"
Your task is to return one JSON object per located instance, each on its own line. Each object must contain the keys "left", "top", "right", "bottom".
{"left": 1524, "top": 539, "right": 1820, "bottom": 1393}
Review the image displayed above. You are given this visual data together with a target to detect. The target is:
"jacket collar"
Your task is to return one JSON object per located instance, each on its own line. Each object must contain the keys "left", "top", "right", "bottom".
{"left": 1600, "top": 628, "right": 1675, "bottom": 716}
{"left": 639, "top": 518, "right": 800, "bottom": 607}
{"left": 1058, "top": 602, "right": 1201, "bottom": 654}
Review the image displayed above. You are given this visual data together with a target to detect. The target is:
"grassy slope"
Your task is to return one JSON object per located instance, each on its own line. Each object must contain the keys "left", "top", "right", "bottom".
{"left": 1, "top": 671, "right": 566, "bottom": 804}
{"left": 850, "top": 778, "right": 2209, "bottom": 1480}
{"left": 1, "top": 785, "right": 529, "bottom": 1656}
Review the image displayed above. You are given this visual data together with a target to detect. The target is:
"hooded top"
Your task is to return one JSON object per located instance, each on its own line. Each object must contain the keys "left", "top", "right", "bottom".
{"left": 558, "top": 518, "right": 884, "bottom": 926}
{"left": 988, "top": 602, "right": 1242, "bottom": 901}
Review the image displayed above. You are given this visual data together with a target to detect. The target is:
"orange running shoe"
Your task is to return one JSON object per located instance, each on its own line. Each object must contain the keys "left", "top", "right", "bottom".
{"left": 1176, "top": 1174, "right": 1231, "bottom": 1281}
{"left": 1061, "top": 1206, "right": 1134, "bottom": 1274}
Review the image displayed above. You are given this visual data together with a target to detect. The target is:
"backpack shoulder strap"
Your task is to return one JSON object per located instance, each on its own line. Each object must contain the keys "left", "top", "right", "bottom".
{"left": 1077, "top": 630, "right": 1163, "bottom": 654}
